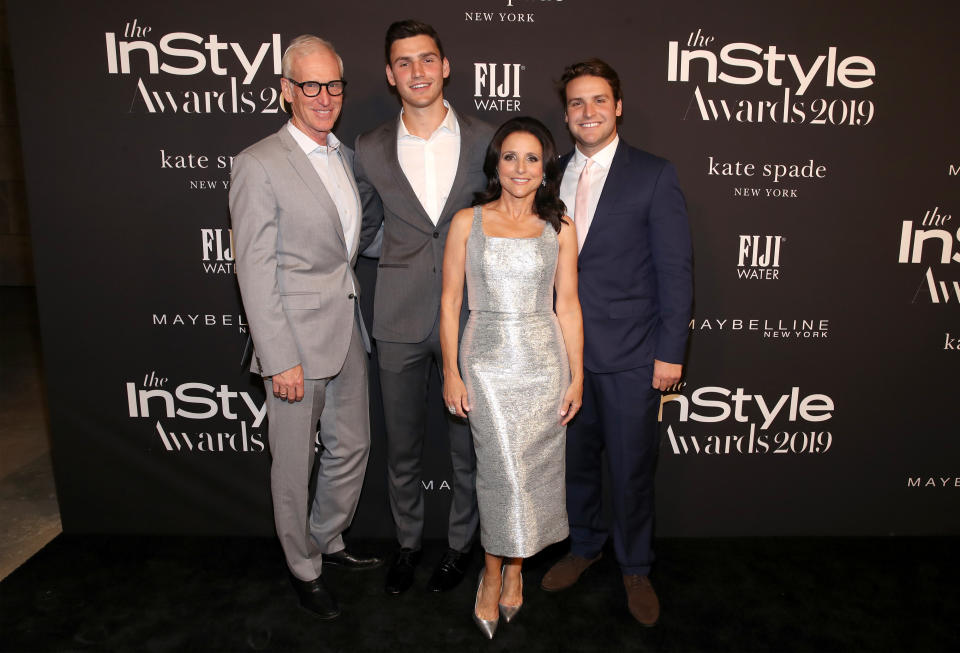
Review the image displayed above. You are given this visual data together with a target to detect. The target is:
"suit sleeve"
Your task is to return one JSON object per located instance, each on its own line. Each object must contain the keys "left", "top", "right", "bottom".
{"left": 230, "top": 151, "right": 301, "bottom": 377}
{"left": 353, "top": 135, "right": 385, "bottom": 255}
{"left": 648, "top": 161, "right": 693, "bottom": 364}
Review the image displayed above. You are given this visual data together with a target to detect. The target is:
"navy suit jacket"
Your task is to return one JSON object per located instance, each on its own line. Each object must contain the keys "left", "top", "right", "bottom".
{"left": 562, "top": 139, "right": 692, "bottom": 373}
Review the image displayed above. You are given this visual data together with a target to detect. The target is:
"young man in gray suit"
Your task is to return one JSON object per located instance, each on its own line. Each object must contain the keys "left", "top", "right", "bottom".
{"left": 354, "top": 20, "right": 495, "bottom": 595}
{"left": 231, "top": 35, "right": 382, "bottom": 620}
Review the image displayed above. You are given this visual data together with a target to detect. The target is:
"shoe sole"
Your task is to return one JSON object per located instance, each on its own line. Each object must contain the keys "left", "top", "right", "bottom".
{"left": 631, "top": 614, "right": 658, "bottom": 628}
{"left": 384, "top": 582, "right": 414, "bottom": 595}
{"left": 297, "top": 603, "right": 341, "bottom": 620}
{"left": 322, "top": 560, "right": 386, "bottom": 570}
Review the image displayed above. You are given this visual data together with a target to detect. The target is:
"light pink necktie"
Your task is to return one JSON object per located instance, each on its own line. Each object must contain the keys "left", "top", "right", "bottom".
{"left": 573, "top": 158, "right": 593, "bottom": 251}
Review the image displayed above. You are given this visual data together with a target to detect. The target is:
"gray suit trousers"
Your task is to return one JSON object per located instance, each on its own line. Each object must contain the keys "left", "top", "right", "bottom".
{"left": 377, "top": 320, "right": 478, "bottom": 552}
{"left": 265, "top": 321, "right": 370, "bottom": 581}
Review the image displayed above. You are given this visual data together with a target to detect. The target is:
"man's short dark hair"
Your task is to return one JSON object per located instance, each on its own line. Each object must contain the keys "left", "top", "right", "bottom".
{"left": 558, "top": 58, "right": 623, "bottom": 105}
{"left": 384, "top": 20, "right": 445, "bottom": 65}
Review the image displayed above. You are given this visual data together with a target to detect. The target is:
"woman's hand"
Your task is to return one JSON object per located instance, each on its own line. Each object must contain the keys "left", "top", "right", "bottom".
{"left": 443, "top": 374, "right": 471, "bottom": 418}
{"left": 559, "top": 378, "right": 583, "bottom": 425}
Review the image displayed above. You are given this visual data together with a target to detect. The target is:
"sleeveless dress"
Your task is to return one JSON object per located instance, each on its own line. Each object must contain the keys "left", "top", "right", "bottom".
{"left": 460, "top": 205, "right": 570, "bottom": 558}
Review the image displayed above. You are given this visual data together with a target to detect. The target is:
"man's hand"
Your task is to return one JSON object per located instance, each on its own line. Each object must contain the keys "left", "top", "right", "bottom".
{"left": 272, "top": 364, "right": 305, "bottom": 403}
{"left": 652, "top": 360, "right": 682, "bottom": 391}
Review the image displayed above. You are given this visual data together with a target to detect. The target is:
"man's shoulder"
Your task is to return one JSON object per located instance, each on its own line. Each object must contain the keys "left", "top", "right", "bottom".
{"left": 457, "top": 111, "right": 496, "bottom": 138}
{"left": 356, "top": 118, "right": 395, "bottom": 150}
{"left": 237, "top": 127, "right": 286, "bottom": 161}
{"left": 617, "top": 140, "right": 671, "bottom": 173}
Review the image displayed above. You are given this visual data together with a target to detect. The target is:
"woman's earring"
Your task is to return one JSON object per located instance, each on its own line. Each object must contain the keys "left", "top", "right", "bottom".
{"left": 541, "top": 177, "right": 547, "bottom": 187}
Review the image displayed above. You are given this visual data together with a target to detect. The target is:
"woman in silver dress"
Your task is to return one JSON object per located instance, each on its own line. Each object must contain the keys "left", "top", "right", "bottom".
{"left": 439, "top": 117, "right": 584, "bottom": 639}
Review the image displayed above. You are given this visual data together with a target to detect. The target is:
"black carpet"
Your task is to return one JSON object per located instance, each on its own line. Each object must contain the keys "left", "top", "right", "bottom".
{"left": 1, "top": 535, "right": 957, "bottom": 652}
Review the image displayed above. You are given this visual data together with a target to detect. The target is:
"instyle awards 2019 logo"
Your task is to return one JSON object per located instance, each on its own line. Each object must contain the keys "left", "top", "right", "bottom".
{"left": 898, "top": 205, "right": 960, "bottom": 304}
{"left": 126, "top": 371, "right": 266, "bottom": 453}
{"left": 106, "top": 19, "right": 283, "bottom": 114}
{"left": 668, "top": 28, "right": 877, "bottom": 126}
{"left": 660, "top": 384, "right": 835, "bottom": 456}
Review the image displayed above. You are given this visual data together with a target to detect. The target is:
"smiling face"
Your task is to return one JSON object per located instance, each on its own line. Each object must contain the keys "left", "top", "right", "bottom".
{"left": 385, "top": 34, "right": 449, "bottom": 110}
{"left": 281, "top": 47, "right": 342, "bottom": 145}
{"left": 497, "top": 131, "right": 544, "bottom": 200}
{"left": 563, "top": 74, "right": 622, "bottom": 157}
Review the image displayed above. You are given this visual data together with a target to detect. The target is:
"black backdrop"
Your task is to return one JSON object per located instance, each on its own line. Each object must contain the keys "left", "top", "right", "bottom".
{"left": 8, "top": 0, "right": 959, "bottom": 538}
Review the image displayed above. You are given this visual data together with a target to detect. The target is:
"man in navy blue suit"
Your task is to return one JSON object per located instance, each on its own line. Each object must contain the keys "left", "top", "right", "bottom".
{"left": 540, "top": 59, "right": 692, "bottom": 626}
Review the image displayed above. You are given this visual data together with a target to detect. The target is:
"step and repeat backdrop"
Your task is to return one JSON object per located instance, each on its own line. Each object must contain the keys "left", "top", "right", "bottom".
{"left": 8, "top": 0, "right": 958, "bottom": 537}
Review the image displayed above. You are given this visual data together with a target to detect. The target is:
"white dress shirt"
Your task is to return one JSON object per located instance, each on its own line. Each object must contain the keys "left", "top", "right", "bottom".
{"left": 559, "top": 135, "right": 620, "bottom": 246}
{"left": 397, "top": 100, "right": 461, "bottom": 225}
{"left": 286, "top": 121, "right": 361, "bottom": 260}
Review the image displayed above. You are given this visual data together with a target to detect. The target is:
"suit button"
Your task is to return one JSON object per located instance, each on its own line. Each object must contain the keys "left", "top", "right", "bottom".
{"left": 348, "top": 293, "right": 356, "bottom": 299}
{"left": 433, "top": 231, "right": 439, "bottom": 239}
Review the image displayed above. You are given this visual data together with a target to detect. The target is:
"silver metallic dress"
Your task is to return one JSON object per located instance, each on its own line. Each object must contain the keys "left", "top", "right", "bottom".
{"left": 460, "top": 205, "right": 570, "bottom": 558}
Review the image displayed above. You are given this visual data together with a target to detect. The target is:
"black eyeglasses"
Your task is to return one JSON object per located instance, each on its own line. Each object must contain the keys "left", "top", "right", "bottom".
{"left": 284, "top": 77, "right": 347, "bottom": 97}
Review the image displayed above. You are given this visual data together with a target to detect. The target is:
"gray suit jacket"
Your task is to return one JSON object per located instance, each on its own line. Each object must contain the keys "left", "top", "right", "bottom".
{"left": 231, "top": 125, "right": 365, "bottom": 379}
{"left": 354, "top": 107, "right": 495, "bottom": 343}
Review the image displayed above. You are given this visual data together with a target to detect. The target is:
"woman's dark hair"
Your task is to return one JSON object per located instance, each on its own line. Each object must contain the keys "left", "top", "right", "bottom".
{"left": 473, "top": 116, "right": 567, "bottom": 233}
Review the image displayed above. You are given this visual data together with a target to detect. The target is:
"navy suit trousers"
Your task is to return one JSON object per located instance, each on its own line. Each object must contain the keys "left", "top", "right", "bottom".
{"left": 565, "top": 364, "right": 659, "bottom": 576}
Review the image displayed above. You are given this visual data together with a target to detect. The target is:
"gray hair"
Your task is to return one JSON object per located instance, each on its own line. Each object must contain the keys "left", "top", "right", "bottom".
{"left": 281, "top": 35, "right": 344, "bottom": 78}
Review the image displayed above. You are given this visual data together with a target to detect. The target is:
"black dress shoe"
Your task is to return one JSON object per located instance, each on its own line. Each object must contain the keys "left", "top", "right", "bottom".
{"left": 290, "top": 574, "right": 340, "bottom": 619}
{"left": 385, "top": 548, "right": 421, "bottom": 595}
{"left": 323, "top": 548, "right": 385, "bottom": 570}
{"left": 427, "top": 547, "right": 470, "bottom": 592}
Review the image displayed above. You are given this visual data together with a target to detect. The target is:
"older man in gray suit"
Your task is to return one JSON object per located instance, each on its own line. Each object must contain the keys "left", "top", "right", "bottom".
{"left": 354, "top": 20, "right": 495, "bottom": 595}
{"left": 231, "top": 35, "right": 381, "bottom": 620}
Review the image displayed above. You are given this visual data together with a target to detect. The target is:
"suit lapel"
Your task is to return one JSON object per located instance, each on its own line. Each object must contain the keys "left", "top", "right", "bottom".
{"left": 381, "top": 120, "right": 435, "bottom": 230}
{"left": 278, "top": 126, "right": 347, "bottom": 251}
{"left": 339, "top": 146, "right": 362, "bottom": 260}
{"left": 580, "top": 139, "right": 629, "bottom": 257}
{"left": 436, "top": 108, "right": 475, "bottom": 226}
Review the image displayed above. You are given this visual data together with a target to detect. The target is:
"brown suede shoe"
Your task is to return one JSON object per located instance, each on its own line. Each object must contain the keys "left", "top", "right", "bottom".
{"left": 623, "top": 575, "right": 660, "bottom": 626}
{"left": 540, "top": 553, "right": 602, "bottom": 592}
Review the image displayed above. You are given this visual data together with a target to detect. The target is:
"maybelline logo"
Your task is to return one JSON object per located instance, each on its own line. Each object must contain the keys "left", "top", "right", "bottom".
{"left": 738, "top": 235, "right": 784, "bottom": 280}
{"left": 474, "top": 63, "right": 522, "bottom": 111}
{"left": 106, "top": 19, "right": 283, "bottom": 114}
{"left": 906, "top": 476, "right": 960, "bottom": 488}
{"left": 464, "top": 0, "right": 564, "bottom": 23}
{"left": 669, "top": 28, "right": 876, "bottom": 126}
{"left": 897, "top": 206, "right": 960, "bottom": 304}
{"left": 202, "top": 228, "right": 235, "bottom": 274}
{"left": 660, "top": 384, "right": 834, "bottom": 456}
{"left": 126, "top": 371, "right": 266, "bottom": 453}
{"left": 152, "top": 313, "right": 246, "bottom": 332}
{"left": 690, "top": 318, "right": 829, "bottom": 339}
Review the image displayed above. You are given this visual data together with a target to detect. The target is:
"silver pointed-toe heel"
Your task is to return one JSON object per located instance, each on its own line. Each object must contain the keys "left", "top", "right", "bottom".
{"left": 498, "top": 568, "right": 523, "bottom": 623}
{"left": 472, "top": 569, "right": 499, "bottom": 639}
